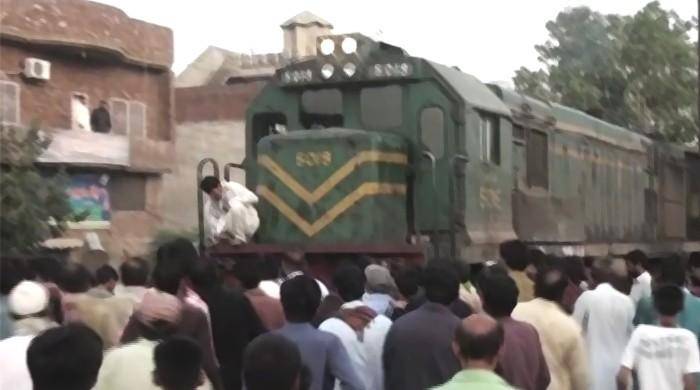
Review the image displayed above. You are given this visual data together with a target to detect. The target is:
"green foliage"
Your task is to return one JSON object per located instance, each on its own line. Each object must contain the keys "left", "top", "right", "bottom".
{"left": 514, "top": 1, "right": 698, "bottom": 142}
{"left": 0, "top": 125, "right": 77, "bottom": 256}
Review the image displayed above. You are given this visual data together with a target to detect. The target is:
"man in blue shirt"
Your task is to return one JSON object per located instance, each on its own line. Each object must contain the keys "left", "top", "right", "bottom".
{"left": 276, "top": 274, "right": 364, "bottom": 390}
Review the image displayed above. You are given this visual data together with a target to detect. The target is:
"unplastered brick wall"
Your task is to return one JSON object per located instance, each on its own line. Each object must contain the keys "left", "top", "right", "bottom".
{"left": 0, "top": 42, "right": 173, "bottom": 141}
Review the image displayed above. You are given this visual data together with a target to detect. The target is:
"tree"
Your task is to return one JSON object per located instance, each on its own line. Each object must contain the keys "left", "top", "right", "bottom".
{"left": 0, "top": 124, "right": 76, "bottom": 256}
{"left": 514, "top": 1, "right": 698, "bottom": 142}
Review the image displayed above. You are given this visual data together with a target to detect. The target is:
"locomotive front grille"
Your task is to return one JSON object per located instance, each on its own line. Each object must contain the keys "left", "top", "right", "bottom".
{"left": 255, "top": 128, "right": 409, "bottom": 244}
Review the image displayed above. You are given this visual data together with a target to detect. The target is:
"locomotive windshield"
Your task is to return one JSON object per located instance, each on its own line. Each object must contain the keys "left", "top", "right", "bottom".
{"left": 360, "top": 85, "right": 402, "bottom": 130}
{"left": 300, "top": 89, "right": 343, "bottom": 129}
{"left": 295, "top": 85, "right": 404, "bottom": 131}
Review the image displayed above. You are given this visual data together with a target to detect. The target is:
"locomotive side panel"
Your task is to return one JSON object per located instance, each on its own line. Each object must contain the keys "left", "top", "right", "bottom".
{"left": 688, "top": 151, "right": 700, "bottom": 240}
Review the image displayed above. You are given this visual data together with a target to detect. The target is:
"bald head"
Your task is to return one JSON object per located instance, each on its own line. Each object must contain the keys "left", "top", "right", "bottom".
{"left": 591, "top": 257, "right": 627, "bottom": 286}
{"left": 453, "top": 313, "right": 504, "bottom": 369}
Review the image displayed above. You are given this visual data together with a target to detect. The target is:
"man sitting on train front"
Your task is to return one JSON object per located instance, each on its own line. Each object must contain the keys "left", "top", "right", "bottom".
{"left": 200, "top": 176, "right": 260, "bottom": 246}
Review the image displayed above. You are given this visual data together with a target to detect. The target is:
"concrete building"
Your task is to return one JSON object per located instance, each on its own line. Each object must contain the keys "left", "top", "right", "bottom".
{"left": 162, "top": 11, "right": 332, "bottom": 233}
{"left": 0, "top": 0, "right": 175, "bottom": 259}
{"left": 176, "top": 11, "right": 333, "bottom": 88}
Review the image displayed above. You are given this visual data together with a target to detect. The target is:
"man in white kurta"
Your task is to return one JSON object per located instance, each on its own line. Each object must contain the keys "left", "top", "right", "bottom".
{"left": 200, "top": 176, "right": 259, "bottom": 245}
{"left": 573, "top": 258, "right": 635, "bottom": 390}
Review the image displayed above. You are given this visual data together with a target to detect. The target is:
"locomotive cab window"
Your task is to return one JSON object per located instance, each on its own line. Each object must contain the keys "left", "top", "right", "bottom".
{"left": 301, "top": 89, "right": 342, "bottom": 129}
{"left": 420, "top": 107, "right": 445, "bottom": 158}
{"left": 527, "top": 129, "right": 549, "bottom": 189}
{"left": 361, "top": 85, "right": 402, "bottom": 130}
{"left": 252, "top": 112, "right": 287, "bottom": 156}
{"left": 478, "top": 112, "right": 500, "bottom": 164}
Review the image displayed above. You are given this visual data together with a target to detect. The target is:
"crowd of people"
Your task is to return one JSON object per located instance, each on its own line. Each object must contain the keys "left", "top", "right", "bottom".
{"left": 0, "top": 238, "right": 699, "bottom": 390}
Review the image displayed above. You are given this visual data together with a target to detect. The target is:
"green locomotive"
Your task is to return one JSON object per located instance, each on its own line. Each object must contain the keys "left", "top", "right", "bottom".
{"left": 203, "top": 33, "right": 700, "bottom": 263}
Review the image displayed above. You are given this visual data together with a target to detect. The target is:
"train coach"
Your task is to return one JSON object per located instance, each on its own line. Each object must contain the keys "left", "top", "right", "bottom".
{"left": 200, "top": 33, "right": 700, "bottom": 265}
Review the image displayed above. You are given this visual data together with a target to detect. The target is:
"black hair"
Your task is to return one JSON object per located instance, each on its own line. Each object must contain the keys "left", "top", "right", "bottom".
{"left": 244, "top": 333, "right": 302, "bottom": 390}
{"left": 452, "top": 261, "right": 471, "bottom": 284}
{"left": 152, "top": 258, "right": 186, "bottom": 295}
{"left": 477, "top": 271, "right": 519, "bottom": 317}
{"left": 534, "top": 266, "right": 568, "bottom": 302}
{"left": 562, "top": 256, "right": 586, "bottom": 285}
{"left": 646, "top": 257, "right": 664, "bottom": 276}
{"left": 332, "top": 264, "right": 365, "bottom": 302}
{"left": 454, "top": 319, "right": 504, "bottom": 361}
{"left": 528, "top": 248, "right": 547, "bottom": 271}
{"left": 120, "top": 258, "right": 150, "bottom": 287}
{"left": 27, "top": 324, "right": 103, "bottom": 390}
{"left": 188, "top": 260, "right": 219, "bottom": 297}
{"left": 280, "top": 275, "right": 321, "bottom": 323}
{"left": 58, "top": 262, "right": 93, "bottom": 293}
{"left": 655, "top": 258, "right": 686, "bottom": 287}
{"left": 95, "top": 264, "right": 118, "bottom": 285}
{"left": 394, "top": 266, "right": 422, "bottom": 299}
{"left": 137, "top": 318, "right": 178, "bottom": 342}
{"left": 158, "top": 238, "right": 198, "bottom": 276}
{"left": 0, "top": 257, "right": 31, "bottom": 295}
{"left": 689, "top": 252, "right": 700, "bottom": 269}
{"left": 690, "top": 253, "right": 700, "bottom": 287}
{"left": 154, "top": 336, "right": 203, "bottom": 390}
{"left": 152, "top": 238, "right": 198, "bottom": 295}
{"left": 653, "top": 284, "right": 685, "bottom": 317}
{"left": 625, "top": 250, "right": 649, "bottom": 269}
{"left": 590, "top": 257, "right": 616, "bottom": 284}
{"left": 233, "top": 258, "right": 262, "bottom": 290}
{"left": 29, "top": 256, "right": 63, "bottom": 284}
{"left": 422, "top": 264, "right": 459, "bottom": 305}
{"left": 500, "top": 240, "right": 530, "bottom": 271}
{"left": 199, "top": 176, "right": 220, "bottom": 194}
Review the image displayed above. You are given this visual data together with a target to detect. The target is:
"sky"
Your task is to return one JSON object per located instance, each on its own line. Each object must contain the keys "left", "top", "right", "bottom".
{"left": 96, "top": 0, "right": 696, "bottom": 84}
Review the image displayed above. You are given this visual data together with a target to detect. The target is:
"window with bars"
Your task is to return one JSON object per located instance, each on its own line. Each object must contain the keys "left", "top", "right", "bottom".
{"left": 479, "top": 112, "right": 500, "bottom": 164}
{"left": 129, "top": 101, "right": 146, "bottom": 137}
{"left": 109, "top": 98, "right": 146, "bottom": 136}
{"left": 0, "top": 81, "right": 20, "bottom": 125}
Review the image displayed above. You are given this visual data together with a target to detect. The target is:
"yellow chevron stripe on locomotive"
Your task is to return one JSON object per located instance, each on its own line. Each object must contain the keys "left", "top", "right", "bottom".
{"left": 254, "top": 128, "right": 409, "bottom": 244}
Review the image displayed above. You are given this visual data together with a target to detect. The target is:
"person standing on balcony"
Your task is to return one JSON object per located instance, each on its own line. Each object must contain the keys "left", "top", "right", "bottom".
{"left": 91, "top": 100, "right": 112, "bottom": 133}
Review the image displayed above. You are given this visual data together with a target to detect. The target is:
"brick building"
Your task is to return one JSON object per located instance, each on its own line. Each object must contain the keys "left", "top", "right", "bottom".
{"left": 0, "top": 0, "right": 175, "bottom": 259}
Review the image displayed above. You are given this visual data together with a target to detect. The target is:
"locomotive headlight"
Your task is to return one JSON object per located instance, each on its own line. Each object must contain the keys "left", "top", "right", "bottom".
{"left": 342, "top": 62, "right": 357, "bottom": 77}
{"left": 319, "top": 39, "right": 335, "bottom": 55}
{"left": 321, "top": 63, "right": 335, "bottom": 79}
{"left": 341, "top": 37, "right": 357, "bottom": 54}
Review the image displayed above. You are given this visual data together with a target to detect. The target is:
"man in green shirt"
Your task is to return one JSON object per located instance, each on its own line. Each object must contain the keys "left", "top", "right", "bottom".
{"left": 634, "top": 259, "right": 700, "bottom": 342}
{"left": 433, "top": 313, "right": 514, "bottom": 390}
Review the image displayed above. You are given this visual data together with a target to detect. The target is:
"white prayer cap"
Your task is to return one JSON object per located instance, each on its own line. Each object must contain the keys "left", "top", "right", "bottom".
{"left": 8, "top": 281, "right": 49, "bottom": 316}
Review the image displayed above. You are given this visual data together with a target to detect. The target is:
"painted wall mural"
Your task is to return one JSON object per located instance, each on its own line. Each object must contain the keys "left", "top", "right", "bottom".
{"left": 67, "top": 174, "right": 111, "bottom": 221}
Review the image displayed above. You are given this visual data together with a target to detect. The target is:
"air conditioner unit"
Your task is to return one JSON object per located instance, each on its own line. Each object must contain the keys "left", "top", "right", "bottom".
{"left": 23, "top": 58, "right": 51, "bottom": 80}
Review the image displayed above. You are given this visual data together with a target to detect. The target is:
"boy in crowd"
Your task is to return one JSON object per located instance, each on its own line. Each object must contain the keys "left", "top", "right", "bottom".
{"left": 617, "top": 284, "right": 700, "bottom": 390}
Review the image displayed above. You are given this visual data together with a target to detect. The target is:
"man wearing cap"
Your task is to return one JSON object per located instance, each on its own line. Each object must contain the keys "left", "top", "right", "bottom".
{"left": 0, "top": 281, "right": 58, "bottom": 390}
{"left": 94, "top": 289, "right": 212, "bottom": 390}
{"left": 363, "top": 264, "right": 398, "bottom": 317}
